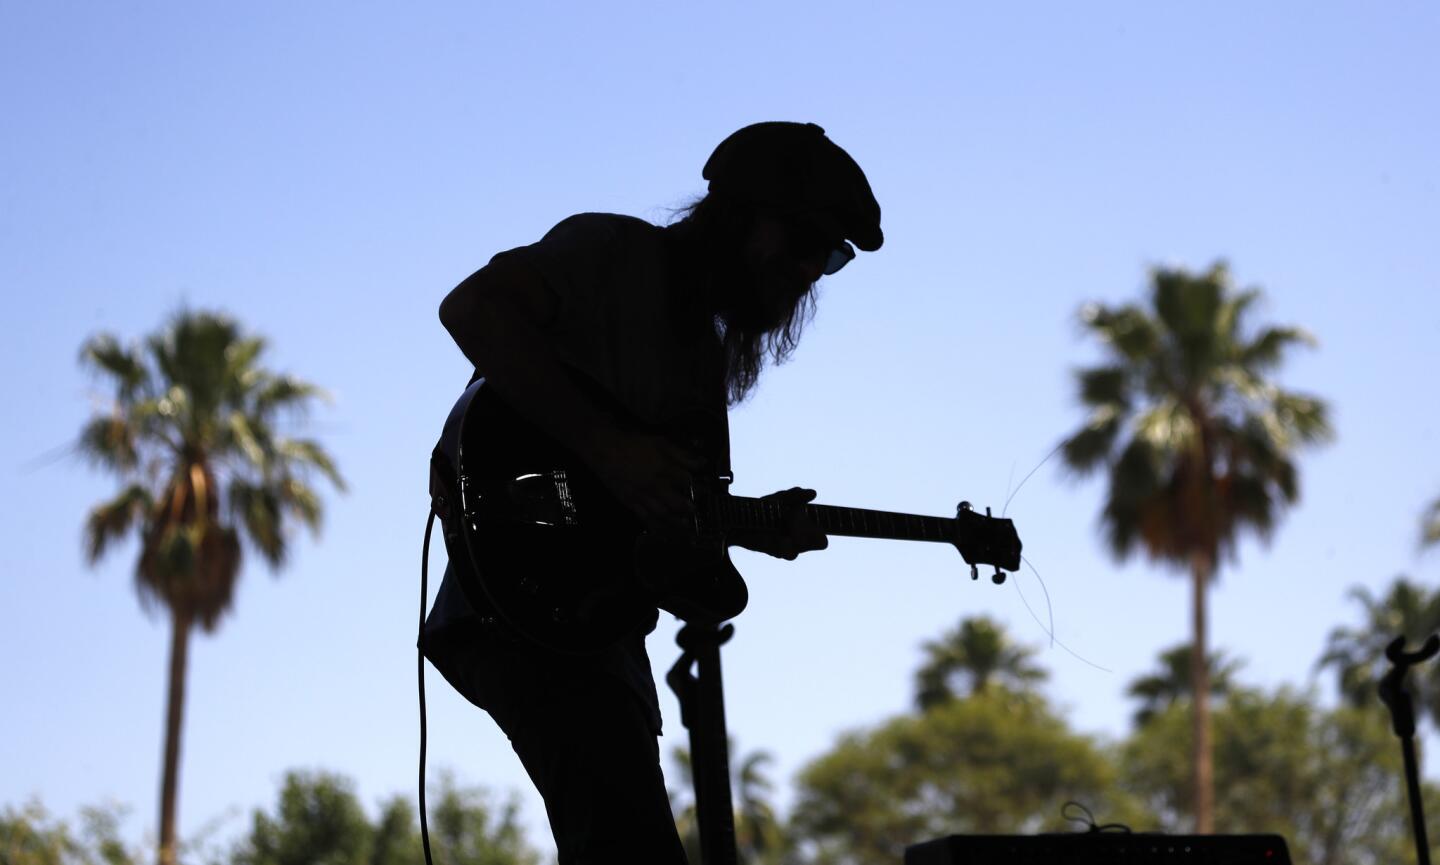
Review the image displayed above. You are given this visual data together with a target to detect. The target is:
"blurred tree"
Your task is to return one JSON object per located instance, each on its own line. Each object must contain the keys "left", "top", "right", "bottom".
{"left": 0, "top": 801, "right": 137, "bottom": 865}
{"left": 1120, "top": 686, "right": 1437, "bottom": 865}
{"left": 670, "top": 742, "right": 790, "bottom": 865}
{"left": 423, "top": 773, "right": 539, "bottom": 865}
{"left": 232, "top": 772, "right": 372, "bottom": 865}
{"left": 1423, "top": 497, "right": 1440, "bottom": 548}
{"left": 231, "top": 770, "right": 538, "bottom": 865}
{"left": 75, "top": 309, "right": 346, "bottom": 865}
{"left": 1317, "top": 578, "right": 1440, "bottom": 725}
{"left": 1058, "top": 262, "right": 1332, "bottom": 830}
{"left": 368, "top": 797, "right": 420, "bottom": 865}
{"left": 913, "top": 615, "right": 1048, "bottom": 710}
{"left": 788, "top": 692, "right": 1146, "bottom": 865}
{"left": 1127, "top": 643, "right": 1244, "bottom": 726}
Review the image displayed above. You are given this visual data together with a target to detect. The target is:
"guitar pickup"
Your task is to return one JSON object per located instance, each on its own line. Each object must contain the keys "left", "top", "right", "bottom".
{"left": 508, "top": 470, "right": 581, "bottom": 527}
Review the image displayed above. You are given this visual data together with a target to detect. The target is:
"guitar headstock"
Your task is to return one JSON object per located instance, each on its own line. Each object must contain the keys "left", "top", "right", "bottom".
{"left": 953, "top": 502, "right": 1022, "bottom": 583}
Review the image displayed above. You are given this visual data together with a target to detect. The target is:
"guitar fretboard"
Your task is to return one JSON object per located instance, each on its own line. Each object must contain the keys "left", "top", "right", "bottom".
{"left": 717, "top": 496, "right": 953, "bottom": 543}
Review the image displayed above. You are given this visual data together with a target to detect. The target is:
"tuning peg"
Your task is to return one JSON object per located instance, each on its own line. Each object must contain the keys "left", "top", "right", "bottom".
{"left": 970, "top": 564, "right": 979, "bottom": 580}
{"left": 992, "top": 567, "right": 1006, "bottom": 585}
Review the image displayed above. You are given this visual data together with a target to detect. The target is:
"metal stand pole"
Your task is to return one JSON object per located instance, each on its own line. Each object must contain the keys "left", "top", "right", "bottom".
{"left": 667, "top": 621, "right": 738, "bottom": 865}
{"left": 1378, "top": 634, "right": 1439, "bottom": 865}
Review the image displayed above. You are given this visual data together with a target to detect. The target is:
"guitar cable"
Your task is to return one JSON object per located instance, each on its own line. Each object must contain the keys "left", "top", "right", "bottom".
{"left": 418, "top": 506, "right": 437, "bottom": 865}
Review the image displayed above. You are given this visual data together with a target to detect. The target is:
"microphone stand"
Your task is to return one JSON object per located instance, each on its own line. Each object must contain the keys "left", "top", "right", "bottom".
{"left": 667, "top": 620, "right": 739, "bottom": 865}
{"left": 1378, "top": 634, "right": 1440, "bottom": 865}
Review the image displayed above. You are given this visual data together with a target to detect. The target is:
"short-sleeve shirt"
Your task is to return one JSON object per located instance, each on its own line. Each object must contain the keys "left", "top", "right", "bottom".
{"left": 421, "top": 213, "right": 728, "bottom": 734}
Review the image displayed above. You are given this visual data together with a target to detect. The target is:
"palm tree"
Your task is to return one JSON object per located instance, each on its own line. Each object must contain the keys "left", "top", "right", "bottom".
{"left": 1127, "top": 643, "right": 1243, "bottom": 727}
{"left": 1058, "top": 262, "right": 1331, "bottom": 831}
{"left": 76, "top": 308, "right": 345, "bottom": 865}
{"left": 1318, "top": 578, "right": 1440, "bottom": 723}
{"left": 670, "top": 742, "right": 789, "bottom": 865}
{"left": 913, "top": 615, "right": 1048, "bottom": 710}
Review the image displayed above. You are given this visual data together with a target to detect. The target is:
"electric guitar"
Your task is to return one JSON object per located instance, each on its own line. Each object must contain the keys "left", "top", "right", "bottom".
{"left": 429, "top": 377, "right": 1023, "bottom": 654}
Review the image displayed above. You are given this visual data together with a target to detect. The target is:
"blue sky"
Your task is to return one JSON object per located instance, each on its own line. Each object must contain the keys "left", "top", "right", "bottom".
{"left": 3, "top": 1, "right": 1438, "bottom": 858}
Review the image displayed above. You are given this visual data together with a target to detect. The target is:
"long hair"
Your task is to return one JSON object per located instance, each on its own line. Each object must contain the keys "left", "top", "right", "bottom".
{"left": 668, "top": 192, "right": 818, "bottom": 406}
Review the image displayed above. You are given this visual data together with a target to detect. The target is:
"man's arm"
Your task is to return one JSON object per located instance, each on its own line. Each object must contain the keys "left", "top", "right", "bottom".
{"left": 439, "top": 257, "right": 700, "bottom": 528}
{"left": 440, "top": 255, "right": 614, "bottom": 465}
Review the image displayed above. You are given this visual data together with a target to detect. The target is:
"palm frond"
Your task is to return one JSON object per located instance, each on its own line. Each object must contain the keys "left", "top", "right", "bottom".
{"left": 913, "top": 616, "right": 1047, "bottom": 708}
{"left": 1228, "top": 418, "right": 1299, "bottom": 502}
{"left": 1152, "top": 265, "right": 1224, "bottom": 354}
{"left": 277, "top": 438, "right": 347, "bottom": 493}
{"left": 1239, "top": 325, "right": 1317, "bottom": 372}
{"left": 230, "top": 480, "right": 286, "bottom": 570}
{"left": 280, "top": 478, "right": 324, "bottom": 535}
{"left": 1217, "top": 287, "right": 1262, "bottom": 345}
{"left": 1134, "top": 400, "right": 1198, "bottom": 455}
{"left": 1222, "top": 474, "right": 1279, "bottom": 545}
{"left": 1127, "top": 642, "right": 1244, "bottom": 726}
{"left": 78, "top": 334, "right": 152, "bottom": 401}
{"left": 1272, "top": 391, "right": 1333, "bottom": 446}
{"left": 223, "top": 410, "right": 269, "bottom": 468}
{"left": 83, "top": 484, "right": 154, "bottom": 564}
{"left": 1076, "top": 365, "right": 1132, "bottom": 410}
{"left": 255, "top": 374, "right": 332, "bottom": 419}
{"left": 1060, "top": 407, "right": 1123, "bottom": 476}
{"left": 1102, "top": 439, "right": 1169, "bottom": 562}
{"left": 223, "top": 336, "right": 266, "bottom": 385}
{"left": 1079, "top": 302, "right": 1159, "bottom": 363}
{"left": 75, "top": 414, "right": 142, "bottom": 474}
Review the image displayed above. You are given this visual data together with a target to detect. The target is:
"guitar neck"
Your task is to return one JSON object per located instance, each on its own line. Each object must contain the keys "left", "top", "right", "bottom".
{"left": 719, "top": 496, "right": 954, "bottom": 544}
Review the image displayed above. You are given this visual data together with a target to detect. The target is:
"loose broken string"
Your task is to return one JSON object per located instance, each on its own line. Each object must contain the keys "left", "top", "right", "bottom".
{"left": 1000, "top": 440, "right": 1112, "bottom": 673}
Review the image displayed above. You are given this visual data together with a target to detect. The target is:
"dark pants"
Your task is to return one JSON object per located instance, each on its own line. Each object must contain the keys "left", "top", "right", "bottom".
{"left": 427, "top": 627, "right": 688, "bottom": 865}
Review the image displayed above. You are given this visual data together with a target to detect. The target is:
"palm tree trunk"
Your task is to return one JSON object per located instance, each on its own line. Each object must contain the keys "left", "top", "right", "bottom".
{"left": 1191, "top": 553, "right": 1214, "bottom": 833}
{"left": 158, "top": 606, "right": 192, "bottom": 865}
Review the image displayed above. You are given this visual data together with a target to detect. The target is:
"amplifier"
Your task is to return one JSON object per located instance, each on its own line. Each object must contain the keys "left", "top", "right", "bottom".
{"left": 904, "top": 833, "right": 1291, "bottom": 865}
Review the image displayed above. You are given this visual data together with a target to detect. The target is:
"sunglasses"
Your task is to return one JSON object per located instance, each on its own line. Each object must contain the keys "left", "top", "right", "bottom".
{"left": 784, "top": 219, "right": 856, "bottom": 276}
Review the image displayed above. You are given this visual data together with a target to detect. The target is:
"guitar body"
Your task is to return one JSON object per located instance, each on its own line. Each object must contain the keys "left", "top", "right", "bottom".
{"left": 431, "top": 377, "right": 749, "bottom": 655}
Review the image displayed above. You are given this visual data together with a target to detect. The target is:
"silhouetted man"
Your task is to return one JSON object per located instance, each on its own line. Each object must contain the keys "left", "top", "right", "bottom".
{"left": 422, "top": 122, "right": 882, "bottom": 863}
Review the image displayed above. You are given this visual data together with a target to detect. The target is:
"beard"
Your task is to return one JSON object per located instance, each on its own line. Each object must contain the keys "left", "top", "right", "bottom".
{"left": 714, "top": 258, "right": 812, "bottom": 337}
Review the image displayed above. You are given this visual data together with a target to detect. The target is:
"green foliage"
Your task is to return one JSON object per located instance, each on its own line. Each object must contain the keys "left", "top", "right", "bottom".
{"left": 232, "top": 772, "right": 372, "bottom": 865}
{"left": 367, "top": 798, "right": 419, "bottom": 865}
{"left": 77, "top": 307, "right": 346, "bottom": 628}
{"left": 1318, "top": 577, "right": 1440, "bottom": 728}
{"left": 230, "top": 770, "right": 539, "bottom": 865}
{"left": 789, "top": 692, "right": 1146, "bottom": 865}
{"left": 1423, "top": 497, "right": 1440, "bottom": 549}
{"left": 913, "top": 616, "right": 1048, "bottom": 710}
{"left": 0, "top": 802, "right": 138, "bottom": 865}
{"left": 1061, "top": 262, "right": 1331, "bottom": 568}
{"left": 424, "top": 772, "right": 538, "bottom": 865}
{"left": 1120, "top": 687, "right": 1436, "bottom": 865}
{"left": 1127, "top": 643, "right": 1244, "bottom": 726}
{"left": 670, "top": 742, "right": 791, "bottom": 865}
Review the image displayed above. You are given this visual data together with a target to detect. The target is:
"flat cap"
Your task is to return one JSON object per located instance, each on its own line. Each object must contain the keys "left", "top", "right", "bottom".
{"left": 702, "top": 121, "right": 883, "bottom": 252}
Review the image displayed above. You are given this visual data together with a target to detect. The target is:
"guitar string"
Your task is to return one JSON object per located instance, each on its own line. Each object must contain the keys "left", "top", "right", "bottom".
{"left": 1003, "top": 440, "right": 1065, "bottom": 518}
{"left": 1000, "top": 441, "right": 1113, "bottom": 674}
{"left": 1013, "top": 554, "right": 1112, "bottom": 673}
{"left": 739, "top": 479, "right": 1107, "bottom": 672}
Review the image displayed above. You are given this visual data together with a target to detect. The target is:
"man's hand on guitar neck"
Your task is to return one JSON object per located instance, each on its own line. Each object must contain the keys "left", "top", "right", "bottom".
{"left": 729, "top": 487, "right": 829, "bottom": 560}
